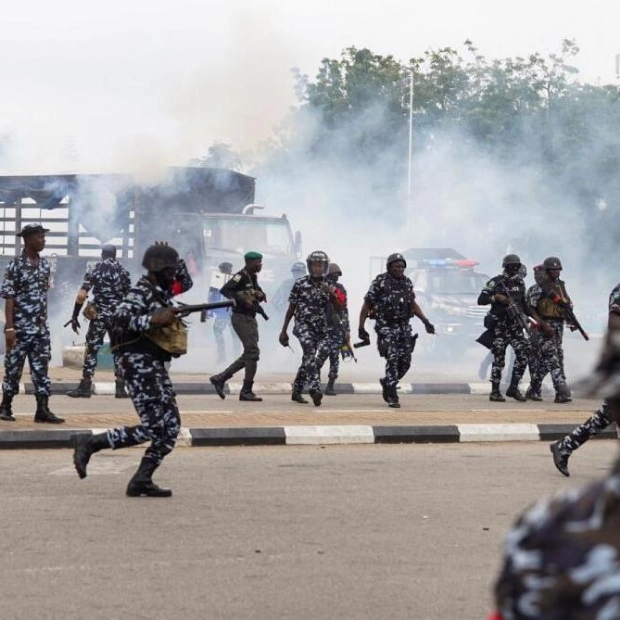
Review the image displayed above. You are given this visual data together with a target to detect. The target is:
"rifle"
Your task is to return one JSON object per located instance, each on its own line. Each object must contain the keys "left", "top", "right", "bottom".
{"left": 544, "top": 286, "right": 589, "bottom": 341}
{"left": 497, "top": 280, "right": 530, "bottom": 337}
{"left": 353, "top": 340, "right": 371, "bottom": 349}
{"left": 175, "top": 300, "right": 235, "bottom": 319}
{"left": 340, "top": 342, "right": 358, "bottom": 363}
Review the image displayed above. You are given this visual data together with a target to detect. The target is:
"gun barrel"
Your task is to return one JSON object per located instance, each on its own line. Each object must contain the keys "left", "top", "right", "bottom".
{"left": 353, "top": 341, "right": 370, "bottom": 349}
{"left": 177, "top": 300, "right": 235, "bottom": 315}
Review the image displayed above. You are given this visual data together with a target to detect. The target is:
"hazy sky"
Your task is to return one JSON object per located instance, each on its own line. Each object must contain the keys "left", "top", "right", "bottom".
{"left": 1, "top": 0, "right": 618, "bottom": 172}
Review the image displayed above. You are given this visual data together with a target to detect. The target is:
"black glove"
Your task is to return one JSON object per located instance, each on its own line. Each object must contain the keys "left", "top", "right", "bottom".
{"left": 424, "top": 320, "right": 435, "bottom": 335}
{"left": 358, "top": 327, "right": 370, "bottom": 343}
{"left": 68, "top": 302, "right": 83, "bottom": 334}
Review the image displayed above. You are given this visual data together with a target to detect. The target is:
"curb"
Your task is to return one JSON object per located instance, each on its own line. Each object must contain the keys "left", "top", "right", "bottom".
{"left": 34, "top": 381, "right": 567, "bottom": 397}
{"left": 1, "top": 423, "right": 616, "bottom": 449}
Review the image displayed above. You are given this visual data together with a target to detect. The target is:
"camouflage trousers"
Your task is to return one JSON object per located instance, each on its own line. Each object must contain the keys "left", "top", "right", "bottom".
{"left": 490, "top": 320, "right": 528, "bottom": 386}
{"left": 82, "top": 313, "right": 120, "bottom": 379}
{"left": 376, "top": 323, "right": 413, "bottom": 389}
{"left": 557, "top": 400, "right": 611, "bottom": 456}
{"left": 531, "top": 319, "right": 566, "bottom": 391}
{"left": 316, "top": 327, "right": 345, "bottom": 381}
{"left": 2, "top": 327, "right": 51, "bottom": 397}
{"left": 107, "top": 353, "right": 180, "bottom": 466}
{"left": 293, "top": 323, "right": 328, "bottom": 394}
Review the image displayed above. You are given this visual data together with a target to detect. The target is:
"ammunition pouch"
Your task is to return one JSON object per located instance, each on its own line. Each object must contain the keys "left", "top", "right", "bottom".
{"left": 377, "top": 337, "right": 388, "bottom": 358}
{"left": 83, "top": 303, "right": 98, "bottom": 321}
{"left": 484, "top": 313, "right": 498, "bottom": 330}
{"left": 143, "top": 317, "right": 188, "bottom": 357}
{"left": 409, "top": 333, "right": 418, "bottom": 354}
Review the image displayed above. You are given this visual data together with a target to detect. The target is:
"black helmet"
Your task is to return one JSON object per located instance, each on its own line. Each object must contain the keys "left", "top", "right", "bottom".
{"left": 101, "top": 244, "right": 116, "bottom": 259}
{"left": 218, "top": 261, "right": 233, "bottom": 274}
{"left": 543, "top": 256, "right": 562, "bottom": 270}
{"left": 502, "top": 254, "right": 521, "bottom": 268}
{"left": 291, "top": 261, "right": 306, "bottom": 275}
{"left": 141, "top": 244, "right": 179, "bottom": 272}
{"left": 386, "top": 253, "right": 407, "bottom": 268}
{"left": 306, "top": 250, "right": 330, "bottom": 276}
{"left": 328, "top": 262, "right": 342, "bottom": 276}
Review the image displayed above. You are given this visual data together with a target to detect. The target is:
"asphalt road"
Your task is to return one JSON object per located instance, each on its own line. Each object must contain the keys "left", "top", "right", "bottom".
{"left": 1, "top": 442, "right": 618, "bottom": 619}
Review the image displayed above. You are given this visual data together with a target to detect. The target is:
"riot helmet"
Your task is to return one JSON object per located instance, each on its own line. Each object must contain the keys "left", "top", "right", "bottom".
{"left": 306, "top": 250, "right": 330, "bottom": 278}
{"left": 291, "top": 261, "right": 306, "bottom": 276}
{"left": 543, "top": 256, "right": 562, "bottom": 270}
{"left": 502, "top": 254, "right": 521, "bottom": 268}
{"left": 141, "top": 244, "right": 180, "bottom": 272}
{"left": 328, "top": 263, "right": 342, "bottom": 276}
{"left": 101, "top": 244, "right": 116, "bottom": 259}
{"left": 386, "top": 253, "right": 407, "bottom": 269}
{"left": 218, "top": 261, "right": 233, "bottom": 274}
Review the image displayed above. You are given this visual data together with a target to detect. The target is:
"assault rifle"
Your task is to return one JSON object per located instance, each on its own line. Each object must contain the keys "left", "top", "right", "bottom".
{"left": 544, "top": 285, "right": 589, "bottom": 341}
{"left": 497, "top": 281, "right": 530, "bottom": 337}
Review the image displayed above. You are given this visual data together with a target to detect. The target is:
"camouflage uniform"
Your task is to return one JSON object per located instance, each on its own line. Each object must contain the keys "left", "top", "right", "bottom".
{"left": 528, "top": 279, "right": 570, "bottom": 396}
{"left": 550, "top": 283, "right": 620, "bottom": 470}
{"left": 478, "top": 274, "right": 529, "bottom": 392}
{"left": 364, "top": 272, "right": 416, "bottom": 389}
{"left": 0, "top": 252, "right": 52, "bottom": 397}
{"left": 494, "top": 455, "right": 620, "bottom": 619}
{"left": 80, "top": 258, "right": 131, "bottom": 379}
{"left": 290, "top": 276, "right": 331, "bottom": 394}
{"left": 107, "top": 267, "right": 192, "bottom": 466}
{"left": 525, "top": 283, "right": 546, "bottom": 399}
{"left": 316, "top": 282, "right": 349, "bottom": 382}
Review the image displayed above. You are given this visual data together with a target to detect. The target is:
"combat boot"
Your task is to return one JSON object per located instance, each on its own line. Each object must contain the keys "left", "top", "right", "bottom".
{"left": 379, "top": 378, "right": 389, "bottom": 403}
{"left": 34, "top": 395, "right": 65, "bottom": 424}
{"left": 115, "top": 379, "right": 129, "bottom": 399}
{"left": 126, "top": 457, "right": 172, "bottom": 497}
{"left": 554, "top": 383, "right": 572, "bottom": 404}
{"left": 0, "top": 394, "right": 15, "bottom": 421}
{"left": 209, "top": 371, "right": 231, "bottom": 400}
{"left": 67, "top": 378, "right": 92, "bottom": 398}
{"left": 505, "top": 381, "right": 526, "bottom": 402}
{"left": 325, "top": 378, "right": 336, "bottom": 396}
{"left": 386, "top": 385, "right": 400, "bottom": 409}
{"left": 525, "top": 385, "right": 543, "bottom": 402}
{"left": 291, "top": 391, "right": 308, "bottom": 404}
{"left": 72, "top": 432, "right": 110, "bottom": 479}
{"left": 489, "top": 384, "right": 506, "bottom": 402}
{"left": 550, "top": 442, "right": 570, "bottom": 477}
{"left": 239, "top": 380, "right": 262, "bottom": 402}
{"left": 309, "top": 390, "right": 323, "bottom": 407}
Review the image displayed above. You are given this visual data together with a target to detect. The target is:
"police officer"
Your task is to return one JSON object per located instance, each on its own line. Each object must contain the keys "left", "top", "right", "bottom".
{"left": 210, "top": 251, "right": 266, "bottom": 402}
{"left": 524, "top": 264, "right": 546, "bottom": 401}
{"left": 208, "top": 261, "right": 237, "bottom": 364}
{"left": 358, "top": 253, "right": 435, "bottom": 409}
{"left": 478, "top": 254, "right": 530, "bottom": 402}
{"left": 0, "top": 224, "right": 64, "bottom": 424}
{"left": 548, "top": 278, "right": 620, "bottom": 476}
{"left": 279, "top": 250, "right": 341, "bottom": 407}
{"left": 72, "top": 243, "right": 193, "bottom": 496}
{"left": 316, "top": 262, "right": 350, "bottom": 396}
{"left": 66, "top": 244, "right": 132, "bottom": 399}
{"left": 528, "top": 256, "right": 572, "bottom": 403}
{"left": 272, "top": 262, "right": 306, "bottom": 314}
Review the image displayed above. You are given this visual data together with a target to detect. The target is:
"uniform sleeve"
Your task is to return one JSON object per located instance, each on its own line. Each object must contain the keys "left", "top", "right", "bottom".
{"left": 113, "top": 287, "right": 152, "bottom": 333}
{"left": 478, "top": 278, "right": 497, "bottom": 305}
{"left": 528, "top": 285, "right": 543, "bottom": 310}
{"left": 406, "top": 278, "right": 416, "bottom": 302}
{"left": 81, "top": 266, "right": 94, "bottom": 292}
{"left": 0, "top": 260, "right": 17, "bottom": 299}
{"left": 221, "top": 272, "right": 243, "bottom": 301}
{"left": 121, "top": 268, "right": 132, "bottom": 298}
{"left": 340, "top": 284, "right": 350, "bottom": 331}
{"left": 364, "top": 277, "right": 380, "bottom": 306}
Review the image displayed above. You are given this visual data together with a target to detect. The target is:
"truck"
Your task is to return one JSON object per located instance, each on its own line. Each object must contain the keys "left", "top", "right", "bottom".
{"left": 369, "top": 248, "right": 490, "bottom": 358}
{"left": 0, "top": 166, "right": 303, "bottom": 303}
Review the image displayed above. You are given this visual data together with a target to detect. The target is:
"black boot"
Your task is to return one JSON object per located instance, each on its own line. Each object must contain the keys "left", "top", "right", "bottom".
{"left": 489, "top": 384, "right": 506, "bottom": 402}
{"left": 73, "top": 432, "right": 110, "bottom": 479}
{"left": 554, "top": 383, "right": 572, "bottom": 404}
{"left": 115, "top": 379, "right": 129, "bottom": 399}
{"left": 210, "top": 372, "right": 231, "bottom": 400}
{"left": 386, "top": 385, "right": 400, "bottom": 409}
{"left": 325, "top": 378, "right": 336, "bottom": 396}
{"left": 525, "top": 385, "right": 543, "bottom": 401}
{"left": 239, "top": 380, "right": 262, "bottom": 402}
{"left": 291, "top": 391, "right": 308, "bottom": 404}
{"left": 505, "top": 381, "right": 526, "bottom": 402}
{"left": 34, "top": 395, "right": 65, "bottom": 424}
{"left": 309, "top": 390, "right": 323, "bottom": 407}
{"left": 379, "top": 378, "right": 389, "bottom": 403}
{"left": 0, "top": 394, "right": 15, "bottom": 421}
{"left": 126, "top": 457, "right": 172, "bottom": 497}
{"left": 67, "top": 378, "right": 92, "bottom": 398}
{"left": 550, "top": 442, "right": 570, "bottom": 477}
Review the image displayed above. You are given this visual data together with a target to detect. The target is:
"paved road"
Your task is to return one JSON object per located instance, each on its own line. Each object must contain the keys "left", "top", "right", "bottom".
{"left": 1, "top": 442, "right": 617, "bottom": 619}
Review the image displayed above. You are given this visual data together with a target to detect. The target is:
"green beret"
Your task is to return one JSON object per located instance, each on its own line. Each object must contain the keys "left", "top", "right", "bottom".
{"left": 244, "top": 251, "right": 263, "bottom": 261}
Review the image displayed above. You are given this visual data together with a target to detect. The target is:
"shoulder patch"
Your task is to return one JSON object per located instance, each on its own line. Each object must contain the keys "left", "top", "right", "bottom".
{"left": 231, "top": 274, "right": 242, "bottom": 282}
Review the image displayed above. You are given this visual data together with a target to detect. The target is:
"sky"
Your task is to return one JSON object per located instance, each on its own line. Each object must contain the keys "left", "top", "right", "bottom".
{"left": 1, "top": 0, "right": 619, "bottom": 173}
